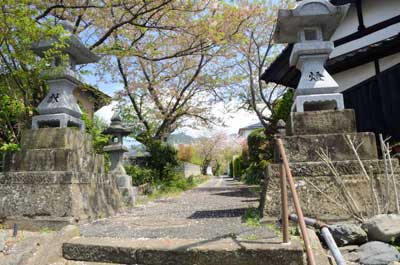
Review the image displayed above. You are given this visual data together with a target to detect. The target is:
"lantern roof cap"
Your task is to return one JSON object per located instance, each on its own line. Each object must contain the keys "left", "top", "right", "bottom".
{"left": 102, "top": 111, "right": 133, "bottom": 136}
{"left": 31, "top": 20, "right": 100, "bottom": 64}
{"left": 274, "top": 0, "right": 350, "bottom": 43}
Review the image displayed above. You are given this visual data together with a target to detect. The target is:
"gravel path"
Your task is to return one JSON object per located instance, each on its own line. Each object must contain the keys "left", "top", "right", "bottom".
{"left": 80, "top": 176, "right": 277, "bottom": 241}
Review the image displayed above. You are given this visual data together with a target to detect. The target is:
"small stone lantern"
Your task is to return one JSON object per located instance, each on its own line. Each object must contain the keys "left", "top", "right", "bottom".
{"left": 103, "top": 111, "right": 136, "bottom": 204}
{"left": 103, "top": 111, "right": 133, "bottom": 172}
{"left": 31, "top": 20, "right": 100, "bottom": 130}
{"left": 274, "top": 0, "right": 349, "bottom": 112}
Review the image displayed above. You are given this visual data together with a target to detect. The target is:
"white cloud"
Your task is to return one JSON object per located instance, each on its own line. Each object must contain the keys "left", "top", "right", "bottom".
{"left": 178, "top": 101, "right": 260, "bottom": 137}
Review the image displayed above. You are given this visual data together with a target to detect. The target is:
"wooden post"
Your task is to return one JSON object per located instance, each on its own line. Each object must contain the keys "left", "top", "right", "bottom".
{"left": 280, "top": 162, "right": 289, "bottom": 243}
{"left": 277, "top": 138, "right": 316, "bottom": 265}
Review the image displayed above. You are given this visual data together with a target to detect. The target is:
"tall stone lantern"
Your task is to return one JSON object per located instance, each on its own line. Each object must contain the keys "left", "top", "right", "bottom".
{"left": 274, "top": 0, "right": 349, "bottom": 112}
{"left": 103, "top": 111, "right": 136, "bottom": 204}
{"left": 31, "top": 20, "right": 100, "bottom": 130}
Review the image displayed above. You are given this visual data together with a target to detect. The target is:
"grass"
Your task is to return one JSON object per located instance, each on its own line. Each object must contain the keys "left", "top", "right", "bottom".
{"left": 247, "top": 185, "right": 261, "bottom": 195}
{"left": 39, "top": 227, "right": 53, "bottom": 234}
{"left": 242, "top": 234, "right": 259, "bottom": 241}
{"left": 242, "top": 207, "right": 261, "bottom": 227}
{"left": 135, "top": 175, "right": 210, "bottom": 206}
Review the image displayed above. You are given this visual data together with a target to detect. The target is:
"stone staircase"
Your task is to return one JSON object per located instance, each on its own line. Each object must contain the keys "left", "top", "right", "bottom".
{"left": 62, "top": 236, "right": 305, "bottom": 265}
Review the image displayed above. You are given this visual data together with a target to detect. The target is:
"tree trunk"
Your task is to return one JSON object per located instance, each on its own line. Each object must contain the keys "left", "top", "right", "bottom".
{"left": 201, "top": 159, "right": 210, "bottom": 175}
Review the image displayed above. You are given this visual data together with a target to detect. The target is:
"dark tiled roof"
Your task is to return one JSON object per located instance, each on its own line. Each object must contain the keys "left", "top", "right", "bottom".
{"left": 261, "top": 34, "right": 400, "bottom": 88}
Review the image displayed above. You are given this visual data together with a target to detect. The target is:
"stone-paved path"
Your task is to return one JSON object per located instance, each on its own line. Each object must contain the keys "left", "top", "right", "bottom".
{"left": 80, "top": 176, "right": 277, "bottom": 241}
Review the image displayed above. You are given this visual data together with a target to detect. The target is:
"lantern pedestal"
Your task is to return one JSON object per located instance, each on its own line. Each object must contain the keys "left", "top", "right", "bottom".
{"left": 103, "top": 112, "right": 136, "bottom": 205}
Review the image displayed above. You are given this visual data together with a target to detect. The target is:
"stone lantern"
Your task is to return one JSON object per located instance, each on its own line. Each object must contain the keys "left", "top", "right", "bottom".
{"left": 31, "top": 20, "right": 100, "bottom": 130}
{"left": 103, "top": 111, "right": 136, "bottom": 204}
{"left": 274, "top": 0, "right": 349, "bottom": 112}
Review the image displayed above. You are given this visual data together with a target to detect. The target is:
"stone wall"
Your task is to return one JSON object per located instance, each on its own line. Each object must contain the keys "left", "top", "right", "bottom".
{"left": 260, "top": 109, "right": 400, "bottom": 220}
{"left": 179, "top": 162, "right": 202, "bottom": 178}
{"left": 261, "top": 160, "right": 400, "bottom": 221}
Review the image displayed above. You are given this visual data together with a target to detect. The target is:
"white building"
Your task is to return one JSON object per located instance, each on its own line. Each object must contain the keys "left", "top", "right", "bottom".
{"left": 238, "top": 122, "right": 264, "bottom": 139}
{"left": 262, "top": 0, "right": 400, "bottom": 141}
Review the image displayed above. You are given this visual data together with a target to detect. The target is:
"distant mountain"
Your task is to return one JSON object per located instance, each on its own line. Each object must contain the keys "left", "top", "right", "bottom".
{"left": 167, "top": 133, "right": 196, "bottom": 145}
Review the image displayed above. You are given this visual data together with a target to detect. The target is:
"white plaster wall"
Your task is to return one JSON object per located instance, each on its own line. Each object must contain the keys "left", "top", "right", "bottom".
{"left": 181, "top": 162, "right": 202, "bottom": 178}
{"left": 334, "top": 62, "right": 375, "bottom": 92}
{"left": 240, "top": 129, "right": 253, "bottom": 139}
{"left": 329, "top": 4, "right": 359, "bottom": 41}
{"left": 379, "top": 52, "right": 400, "bottom": 72}
{"left": 334, "top": 51, "right": 400, "bottom": 92}
{"left": 362, "top": 0, "right": 400, "bottom": 27}
{"left": 329, "top": 0, "right": 400, "bottom": 58}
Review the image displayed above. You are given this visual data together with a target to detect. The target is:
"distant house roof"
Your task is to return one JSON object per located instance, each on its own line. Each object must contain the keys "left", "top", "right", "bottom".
{"left": 78, "top": 83, "right": 111, "bottom": 111}
{"left": 261, "top": 34, "right": 400, "bottom": 88}
{"left": 238, "top": 122, "right": 264, "bottom": 136}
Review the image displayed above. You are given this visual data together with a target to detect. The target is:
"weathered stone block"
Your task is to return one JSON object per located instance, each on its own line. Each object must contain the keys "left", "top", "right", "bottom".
{"left": 5, "top": 149, "right": 104, "bottom": 173}
{"left": 267, "top": 159, "right": 399, "bottom": 178}
{"left": 4, "top": 128, "right": 105, "bottom": 173}
{"left": 362, "top": 214, "right": 400, "bottom": 243}
{"left": 287, "top": 109, "right": 356, "bottom": 135}
{"left": 359, "top": 241, "right": 400, "bottom": 265}
{"left": 0, "top": 128, "right": 123, "bottom": 230}
{"left": 281, "top": 132, "right": 377, "bottom": 162}
{"left": 63, "top": 237, "right": 305, "bottom": 265}
{"left": 261, "top": 159, "right": 400, "bottom": 219}
{"left": 329, "top": 223, "right": 367, "bottom": 246}
{"left": 261, "top": 170, "right": 400, "bottom": 220}
{"left": 0, "top": 172, "right": 122, "bottom": 228}
{"left": 21, "top": 128, "right": 91, "bottom": 150}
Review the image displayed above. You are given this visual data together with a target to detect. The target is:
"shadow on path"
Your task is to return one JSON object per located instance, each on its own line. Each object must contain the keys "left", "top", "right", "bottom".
{"left": 188, "top": 208, "right": 247, "bottom": 219}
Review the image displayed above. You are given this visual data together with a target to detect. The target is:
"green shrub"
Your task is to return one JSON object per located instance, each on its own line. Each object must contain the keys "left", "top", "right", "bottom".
{"left": 233, "top": 155, "right": 244, "bottom": 179}
{"left": 229, "top": 161, "right": 234, "bottom": 177}
{"left": 145, "top": 140, "right": 179, "bottom": 182}
{"left": 0, "top": 142, "right": 21, "bottom": 153}
{"left": 126, "top": 165, "right": 155, "bottom": 186}
{"left": 242, "top": 207, "right": 261, "bottom": 227}
{"left": 243, "top": 160, "right": 269, "bottom": 184}
{"left": 81, "top": 113, "right": 110, "bottom": 154}
{"left": 271, "top": 89, "right": 294, "bottom": 123}
{"left": 247, "top": 128, "right": 273, "bottom": 163}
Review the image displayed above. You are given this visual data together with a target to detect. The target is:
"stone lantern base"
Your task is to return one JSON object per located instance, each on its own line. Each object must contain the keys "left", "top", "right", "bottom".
{"left": 295, "top": 93, "right": 345, "bottom": 112}
{"left": 31, "top": 76, "right": 85, "bottom": 131}
{"left": 32, "top": 113, "right": 85, "bottom": 131}
{"left": 0, "top": 128, "right": 124, "bottom": 230}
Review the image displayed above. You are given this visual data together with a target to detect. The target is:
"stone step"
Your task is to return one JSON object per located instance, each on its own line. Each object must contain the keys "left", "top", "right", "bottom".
{"left": 4, "top": 149, "right": 104, "bottom": 172}
{"left": 62, "top": 237, "right": 305, "bottom": 265}
{"left": 0, "top": 171, "right": 105, "bottom": 184}
{"left": 287, "top": 109, "right": 357, "bottom": 136}
{"left": 267, "top": 159, "right": 399, "bottom": 178}
{"left": 280, "top": 132, "right": 378, "bottom": 163}
{"left": 21, "top": 128, "right": 93, "bottom": 151}
{"left": 0, "top": 172, "right": 123, "bottom": 226}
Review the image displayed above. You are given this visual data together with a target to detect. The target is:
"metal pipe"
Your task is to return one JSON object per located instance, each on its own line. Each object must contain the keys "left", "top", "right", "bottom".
{"left": 13, "top": 223, "right": 18, "bottom": 237}
{"left": 276, "top": 138, "right": 316, "bottom": 265}
{"left": 289, "top": 214, "right": 346, "bottom": 265}
{"left": 280, "top": 163, "right": 290, "bottom": 243}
